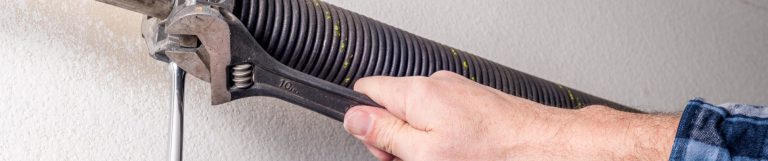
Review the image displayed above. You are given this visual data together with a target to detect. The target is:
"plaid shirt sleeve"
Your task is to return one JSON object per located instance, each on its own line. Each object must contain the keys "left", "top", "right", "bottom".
{"left": 669, "top": 98, "right": 768, "bottom": 161}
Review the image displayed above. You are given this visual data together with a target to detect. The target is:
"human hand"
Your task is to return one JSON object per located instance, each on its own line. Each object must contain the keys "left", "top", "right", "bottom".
{"left": 344, "top": 71, "right": 679, "bottom": 161}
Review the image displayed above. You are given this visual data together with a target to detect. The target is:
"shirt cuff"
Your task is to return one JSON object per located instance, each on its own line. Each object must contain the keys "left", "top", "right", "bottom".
{"left": 669, "top": 98, "right": 768, "bottom": 161}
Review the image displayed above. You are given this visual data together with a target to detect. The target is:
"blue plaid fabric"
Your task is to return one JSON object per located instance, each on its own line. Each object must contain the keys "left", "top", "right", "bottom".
{"left": 669, "top": 98, "right": 768, "bottom": 161}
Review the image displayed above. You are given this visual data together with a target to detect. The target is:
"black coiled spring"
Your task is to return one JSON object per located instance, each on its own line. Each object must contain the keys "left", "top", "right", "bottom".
{"left": 232, "top": 0, "right": 637, "bottom": 112}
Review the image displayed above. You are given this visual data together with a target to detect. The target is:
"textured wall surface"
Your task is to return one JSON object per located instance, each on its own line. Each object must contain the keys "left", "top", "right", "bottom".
{"left": 1, "top": 0, "right": 766, "bottom": 160}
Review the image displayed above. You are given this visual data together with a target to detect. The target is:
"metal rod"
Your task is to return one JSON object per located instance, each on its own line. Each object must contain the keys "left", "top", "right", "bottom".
{"left": 168, "top": 62, "right": 186, "bottom": 161}
{"left": 95, "top": 0, "right": 173, "bottom": 19}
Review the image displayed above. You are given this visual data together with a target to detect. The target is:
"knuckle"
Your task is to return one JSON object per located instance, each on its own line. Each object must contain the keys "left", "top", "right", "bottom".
{"left": 405, "top": 77, "right": 451, "bottom": 106}
{"left": 583, "top": 105, "right": 612, "bottom": 112}
{"left": 431, "top": 70, "right": 455, "bottom": 77}
{"left": 432, "top": 70, "right": 464, "bottom": 80}
{"left": 409, "top": 77, "right": 439, "bottom": 93}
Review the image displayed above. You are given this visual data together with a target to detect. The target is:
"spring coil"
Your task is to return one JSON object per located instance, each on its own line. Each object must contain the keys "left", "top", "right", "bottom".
{"left": 232, "top": 64, "right": 255, "bottom": 89}
{"left": 231, "top": 0, "right": 637, "bottom": 112}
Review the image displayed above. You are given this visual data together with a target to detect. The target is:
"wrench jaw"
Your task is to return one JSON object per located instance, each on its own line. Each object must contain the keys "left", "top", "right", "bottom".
{"left": 146, "top": 2, "right": 383, "bottom": 119}
{"left": 103, "top": 0, "right": 238, "bottom": 105}
{"left": 99, "top": 0, "right": 383, "bottom": 119}
{"left": 141, "top": 17, "right": 172, "bottom": 63}
{"left": 141, "top": 15, "right": 213, "bottom": 83}
{"left": 221, "top": 11, "right": 382, "bottom": 121}
{"left": 164, "top": 4, "right": 233, "bottom": 105}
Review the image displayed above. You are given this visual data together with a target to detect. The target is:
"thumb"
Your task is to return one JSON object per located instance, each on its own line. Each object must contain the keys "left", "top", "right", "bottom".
{"left": 344, "top": 106, "right": 426, "bottom": 160}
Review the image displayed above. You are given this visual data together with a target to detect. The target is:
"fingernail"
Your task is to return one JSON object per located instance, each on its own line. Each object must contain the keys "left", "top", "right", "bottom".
{"left": 346, "top": 109, "right": 371, "bottom": 136}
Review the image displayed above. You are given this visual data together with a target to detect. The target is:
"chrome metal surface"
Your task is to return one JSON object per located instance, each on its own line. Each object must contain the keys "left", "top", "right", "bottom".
{"left": 168, "top": 62, "right": 185, "bottom": 161}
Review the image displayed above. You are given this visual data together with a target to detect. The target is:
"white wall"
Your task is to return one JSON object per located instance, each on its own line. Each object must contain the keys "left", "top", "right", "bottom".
{"left": 1, "top": 0, "right": 766, "bottom": 160}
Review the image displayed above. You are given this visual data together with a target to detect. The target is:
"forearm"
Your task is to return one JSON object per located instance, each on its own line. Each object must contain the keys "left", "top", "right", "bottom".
{"left": 565, "top": 105, "right": 680, "bottom": 160}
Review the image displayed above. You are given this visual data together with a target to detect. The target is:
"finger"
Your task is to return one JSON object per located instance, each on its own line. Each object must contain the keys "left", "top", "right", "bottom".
{"left": 344, "top": 106, "right": 426, "bottom": 160}
{"left": 431, "top": 70, "right": 508, "bottom": 96}
{"left": 431, "top": 70, "right": 488, "bottom": 88}
{"left": 353, "top": 76, "right": 414, "bottom": 120}
{"left": 365, "top": 144, "right": 394, "bottom": 161}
